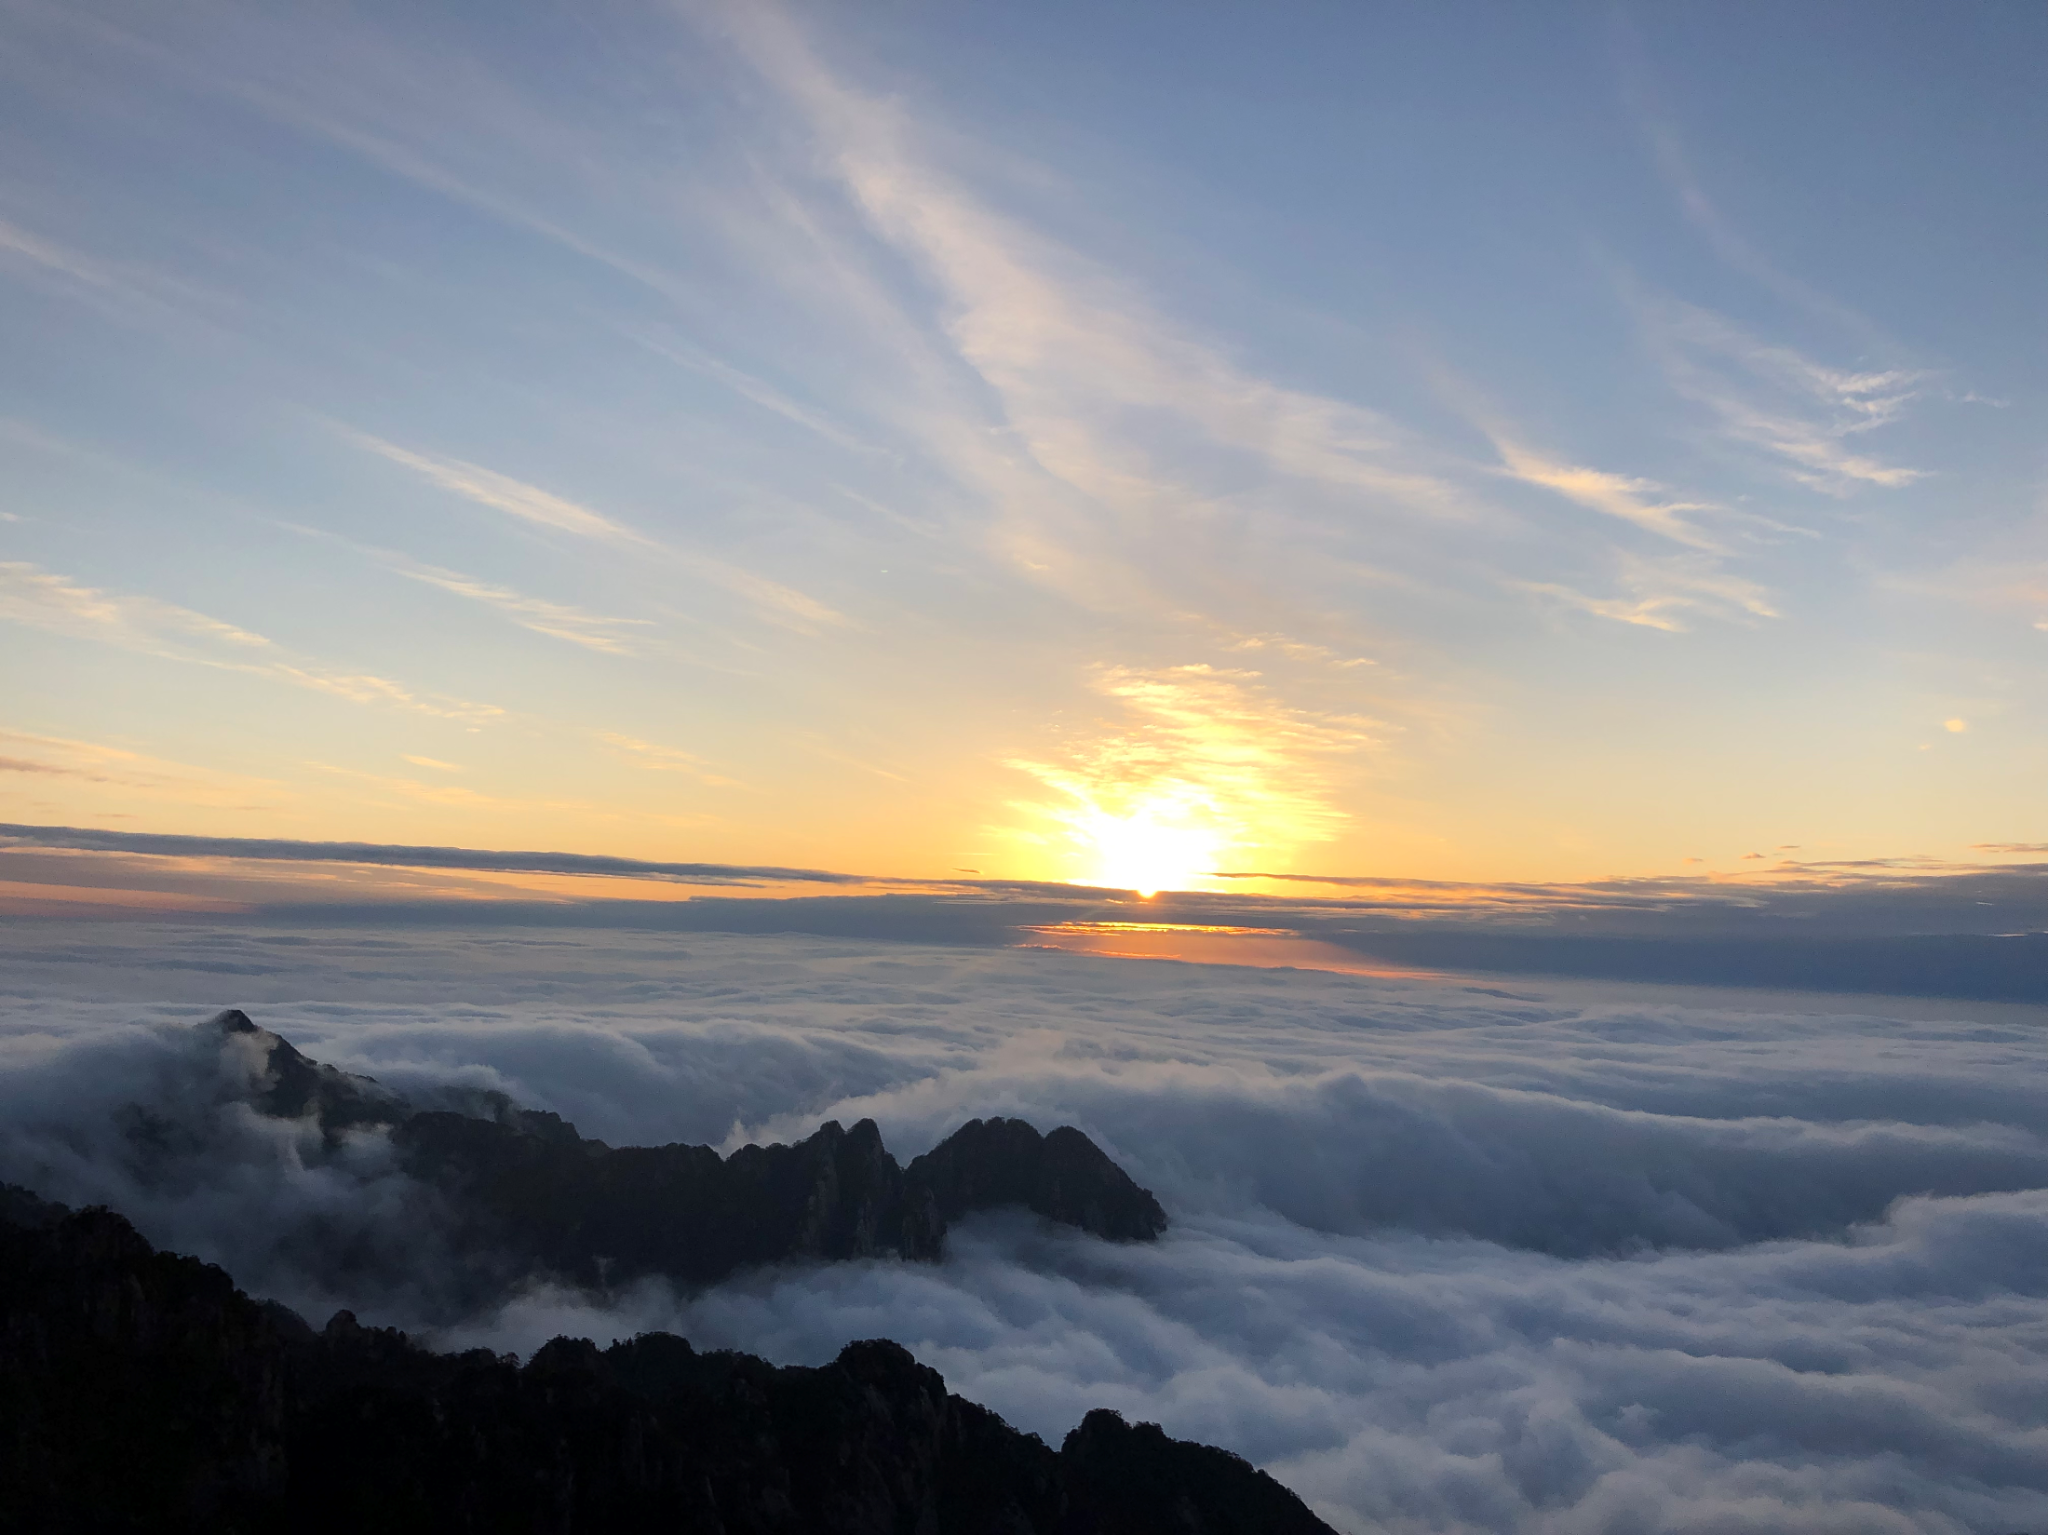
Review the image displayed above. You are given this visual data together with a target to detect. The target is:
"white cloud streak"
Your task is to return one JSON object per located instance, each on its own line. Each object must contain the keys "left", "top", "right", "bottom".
{"left": 301, "top": 761, "right": 597, "bottom": 817}
{"left": 294, "top": 528, "right": 654, "bottom": 656}
{"left": 711, "top": 3, "right": 1479, "bottom": 617}
{"left": 349, "top": 432, "right": 848, "bottom": 633}
{"left": 401, "top": 570, "right": 647, "bottom": 654}
{"left": 1493, "top": 441, "right": 1722, "bottom": 551}
{"left": 0, "top": 561, "right": 500, "bottom": 720}
{"left": 627, "top": 329, "right": 882, "bottom": 459}
{"left": 1519, "top": 551, "right": 1779, "bottom": 633}
{"left": 1644, "top": 301, "right": 1927, "bottom": 495}
{"left": 600, "top": 731, "right": 741, "bottom": 788}
{"left": 1639, "top": 126, "right": 1884, "bottom": 348}
{"left": 63, "top": 0, "right": 1861, "bottom": 691}
{"left": 0, "top": 730, "right": 284, "bottom": 807}
{"left": 355, "top": 435, "right": 642, "bottom": 544}
{"left": 0, "top": 217, "right": 130, "bottom": 293}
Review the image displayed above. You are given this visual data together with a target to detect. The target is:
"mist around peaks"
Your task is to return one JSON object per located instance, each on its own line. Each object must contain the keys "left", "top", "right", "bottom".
{"left": 1, "top": 923, "right": 2044, "bottom": 1533}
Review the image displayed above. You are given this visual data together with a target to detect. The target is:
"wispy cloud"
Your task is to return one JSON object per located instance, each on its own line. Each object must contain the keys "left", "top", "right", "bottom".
{"left": 0, "top": 560, "right": 270, "bottom": 650}
{"left": 0, "top": 755, "right": 101, "bottom": 780}
{"left": 1478, "top": 422, "right": 1787, "bottom": 629}
{"left": 1518, "top": 551, "right": 1778, "bottom": 633}
{"left": 0, "top": 218, "right": 131, "bottom": 295}
{"left": 304, "top": 761, "right": 594, "bottom": 816}
{"left": 291, "top": 527, "right": 653, "bottom": 656}
{"left": 1638, "top": 125, "right": 1881, "bottom": 344}
{"left": 599, "top": 732, "right": 741, "bottom": 788}
{"left": 627, "top": 329, "right": 881, "bottom": 459}
{"left": 1643, "top": 300, "right": 1926, "bottom": 494}
{"left": 714, "top": 4, "right": 1476, "bottom": 617}
{"left": 397, "top": 568, "right": 648, "bottom": 654}
{"left": 1877, "top": 550, "right": 2048, "bottom": 633}
{"left": 788, "top": 733, "right": 913, "bottom": 786}
{"left": 0, "top": 731, "right": 284, "bottom": 808}
{"left": 1492, "top": 440, "right": 1722, "bottom": 550}
{"left": 598, "top": 733, "right": 701, "bottom": 770}
{"left": 349, "top": 432, "right": 848, "bottom": 633}
{"left": 0, "top": 561, "right": 500, "bottom": 721}
{"left": 1222, "top": 632, "right": 1377, "bottom": 669}
{"left": 141, "top": 1, "right": 1477, "bottom": 650}
{"left": 0, "top": 213, "right": 242, "bottom": 338}
{"left": 1516, "top": 582, "right": 1691, "bottom": 633}
{"left": 0, "top": 820, "right": 875, "bottom": 890}
{"left": 1612, "top": 20, "right": 1890, "bottom": 350}
{"left": 351, "top": 434, "right": 642, "bottom": 545}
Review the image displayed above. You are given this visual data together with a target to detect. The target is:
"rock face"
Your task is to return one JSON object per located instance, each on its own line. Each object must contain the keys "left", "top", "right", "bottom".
{"left": 0, "top": 1186, "right": 1333, "bottom": 1535}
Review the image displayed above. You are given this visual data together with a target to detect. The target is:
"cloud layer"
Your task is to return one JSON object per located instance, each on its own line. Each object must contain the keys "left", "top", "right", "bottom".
{"left": 1, "top": 922, "right": 2042, "bottom": 1533}
{"left": 2, "top": 822, "right": 2042, "bottom": 998}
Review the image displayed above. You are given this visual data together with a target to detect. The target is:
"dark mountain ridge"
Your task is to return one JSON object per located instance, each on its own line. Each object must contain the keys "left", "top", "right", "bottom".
{"left": 0, "top": 1186, "right": 1335, "bottom": 1535}
{"left": 187, "top": 1008, "right": 1166, "bottom": 1293}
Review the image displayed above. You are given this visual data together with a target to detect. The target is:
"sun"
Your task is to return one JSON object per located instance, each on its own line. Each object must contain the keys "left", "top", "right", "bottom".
{"left": 1079, "top": 802, "right": 1225, "bottom": 897}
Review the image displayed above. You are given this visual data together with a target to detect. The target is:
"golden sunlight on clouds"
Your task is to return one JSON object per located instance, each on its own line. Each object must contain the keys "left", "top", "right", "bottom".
{"left": 1004, "top": 665, "right": 1373, "bottom": 894}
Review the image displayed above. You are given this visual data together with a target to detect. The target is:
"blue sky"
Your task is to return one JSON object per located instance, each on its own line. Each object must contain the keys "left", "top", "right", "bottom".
{"left": 1, "top": 0, "right": 2042, "bottom": 892}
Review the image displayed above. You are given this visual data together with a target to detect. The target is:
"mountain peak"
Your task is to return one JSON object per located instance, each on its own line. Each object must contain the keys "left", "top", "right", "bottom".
{"left": 198, "top": 1008, "right": 403, "bottom": 1132}
{"left": 207, "top": 1007, "right": 261, "bottom": 1035}
{"left": 908, "top": 1116, "right": 1168, "bottom": 1242}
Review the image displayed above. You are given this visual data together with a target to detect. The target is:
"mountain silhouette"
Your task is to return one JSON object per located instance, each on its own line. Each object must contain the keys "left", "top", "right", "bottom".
{"left": 196, "top": 1008, "right": 1167, "bottom": 1292}
{"left": 0, "top": 1185, "right": 1332, "bottom": 1535}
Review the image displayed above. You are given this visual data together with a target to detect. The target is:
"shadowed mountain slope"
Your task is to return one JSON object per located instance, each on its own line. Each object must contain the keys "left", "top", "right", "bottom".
{"left": 0, "top": 1187, "right": 1334, "bottom": 1535}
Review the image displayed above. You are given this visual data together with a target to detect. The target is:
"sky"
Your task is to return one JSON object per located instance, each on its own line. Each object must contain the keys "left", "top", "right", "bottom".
{"left": 2, "top": 0, "right": 2045, "bottom": 899}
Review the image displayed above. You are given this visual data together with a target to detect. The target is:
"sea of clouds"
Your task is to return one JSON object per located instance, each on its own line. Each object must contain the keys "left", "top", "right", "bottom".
{"left": 1, "top": 919, "right": 2043, "bottom": 1534}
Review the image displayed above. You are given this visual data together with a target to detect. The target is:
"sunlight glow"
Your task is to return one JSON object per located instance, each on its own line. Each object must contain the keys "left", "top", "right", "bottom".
{"left": 1074, "top": 798, "right": 1226, "bottom": 896}
{"left": 1003, "top": 665, "right": 1367, "bottom": 894}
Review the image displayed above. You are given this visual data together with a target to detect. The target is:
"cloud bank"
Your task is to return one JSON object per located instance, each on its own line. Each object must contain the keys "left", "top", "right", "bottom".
{"left": 1, "top": 922, "right": 2042, "bottom": 1532}
{"left": 2, "top": 822, "right": 2042, "bottom": 999}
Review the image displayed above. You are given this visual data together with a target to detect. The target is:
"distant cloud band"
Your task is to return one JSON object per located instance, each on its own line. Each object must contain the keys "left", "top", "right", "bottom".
{"left": 0, "top": 822, "right": 871, "bottom": 889}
